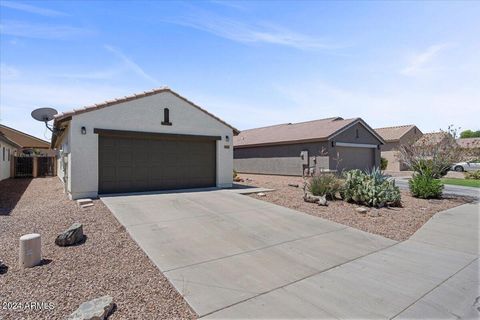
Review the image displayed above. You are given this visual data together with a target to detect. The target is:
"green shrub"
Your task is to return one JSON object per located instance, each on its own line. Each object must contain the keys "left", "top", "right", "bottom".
{"left": 464, "top": 170, "right": 480, "bottom": 180}
{"left": 307, "top": 174, "right": 344, "bottom": 200}
{"left": 380, "top": 157, "right": 388, "bottom": 170}
{"left": 409, "top": 174, "right": 444, "bottom": 198}
{"left": 342, "top": 168, "right": 401, "bottom": 208}
{"left": 411, "top": 158, "right": 449, "bottom": 179}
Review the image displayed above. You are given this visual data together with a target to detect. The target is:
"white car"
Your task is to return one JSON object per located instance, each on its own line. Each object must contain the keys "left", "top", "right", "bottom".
{"left": 451, "top": 161, "right": 480, "bottom": 172}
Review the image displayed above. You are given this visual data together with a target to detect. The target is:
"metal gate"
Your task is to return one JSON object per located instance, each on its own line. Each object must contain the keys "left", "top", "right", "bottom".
{"left": 38, "top": 157, "right": 55, "bottom": 176}
{"left": 14, "top": 157, "right": 33, "bottom": 177}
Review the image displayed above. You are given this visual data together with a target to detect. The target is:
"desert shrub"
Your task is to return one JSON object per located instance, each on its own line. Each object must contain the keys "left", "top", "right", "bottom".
{"left": 342, "top": 168, "right": 401, "bottom": 208}
{"left": 409, "top": 174, "right": 444, "bottom": 198}
{"left": 307, "top": 173, "right": 344, "bottom": 200}
{"left": 465, "top": 170, "right": 480, "bottom": 180}
{"left": 380, "top": 157, "right": 388, "bottom": 170}
{"left": 411, "top": 158, "right": 449, "bottom": 179}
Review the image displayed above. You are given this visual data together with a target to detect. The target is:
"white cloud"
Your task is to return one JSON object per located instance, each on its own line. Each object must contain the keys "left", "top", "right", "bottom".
{"left": 401, "top": 43, "right": 452, "bottom": 76}
{"left": 164, "top": 10, "right": 339, "bottom": 50}
{"left": 0, "top": 20, "right": 92, "bottom": 39}
{"left": 0, "top": 1, "right": 68, "bottom": 17}
{"left": 104, "top": 45, "right": 161, "bottom": 85}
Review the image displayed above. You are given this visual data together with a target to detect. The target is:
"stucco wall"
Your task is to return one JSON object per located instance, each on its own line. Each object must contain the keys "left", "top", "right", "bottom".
{"left": 0, "top": 142, "right": 16, "bottom": 181}
{"left": 234, "top": 141, "right": 330, "bottom": 176}
{"left": 380, "top": 127, "right": 422, "bottom": 171}
{"left": 59, "top": 91, "right": 233, "bottom": 199}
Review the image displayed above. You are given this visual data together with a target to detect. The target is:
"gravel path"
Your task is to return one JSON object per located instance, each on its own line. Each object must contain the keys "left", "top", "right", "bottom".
{"left": 239, "top": 174, "right": 472, "bottom": 241}
{"left": 0, "top": 178, "right": 196, "bottom": 320}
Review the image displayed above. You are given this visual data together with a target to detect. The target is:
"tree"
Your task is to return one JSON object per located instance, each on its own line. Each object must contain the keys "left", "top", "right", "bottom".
{"left": 397, "top": 126, "right": 465, "bottom": 178}
{"left": 460, "top": 130, "right": 480, "bottom": 138}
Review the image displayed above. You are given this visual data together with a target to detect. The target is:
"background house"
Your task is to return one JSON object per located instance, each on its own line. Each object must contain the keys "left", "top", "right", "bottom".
{"left": 0, "top": 133, "right": 21, "bottom": 181}
{"left": 0, "top": 124, "right": 53, "bottom": 156}
{"left": 414, "top": 132, "right": 454, "bottom": 148}
{"left": 456, "top": 137, "right": 480, "bottom": 158}
{"left": 234, "top": 117, "right": 384, "bottom": 176}
{"left": 51, "top": 87, "right": 238, "bottom": 200}
{"left": 374, "top": 125, "right": 423, "bottom": 171}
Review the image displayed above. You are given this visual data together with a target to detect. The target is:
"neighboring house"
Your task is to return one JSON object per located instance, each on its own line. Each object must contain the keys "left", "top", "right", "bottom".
{"left": 0, "top": 133, "right": 21, "bottom": 181}
{"left": 51, "top": 87, "right": 239, "bottom": 200}
{"left": 456, "top": 138, "right": 480, "bottom": 151}
{"left": 374, "top": 125, "right": 423, "bottom": 171}
{"left": 0, "top": 124, "right": 53, "bottom": 156}
{"left": 234, "top": 117, "right": 385, "bottom": 176}
{"left": 414, "top": 132, "right": 455, "bottom": 149}
{"left": 456, "top": 138, "right": 480, "bottom": 159}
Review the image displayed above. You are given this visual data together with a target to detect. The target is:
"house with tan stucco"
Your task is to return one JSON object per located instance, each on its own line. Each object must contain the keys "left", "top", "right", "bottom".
{"left": 374, "top": 125, "right": 423, "bottom": 171}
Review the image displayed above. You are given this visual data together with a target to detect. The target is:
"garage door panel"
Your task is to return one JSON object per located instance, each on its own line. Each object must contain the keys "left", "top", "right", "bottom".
{"left": 99, "top": 135, "right": 216, "bottom": 194}
{"left": 335, "top": 147, "right": 375, "bottom": 172}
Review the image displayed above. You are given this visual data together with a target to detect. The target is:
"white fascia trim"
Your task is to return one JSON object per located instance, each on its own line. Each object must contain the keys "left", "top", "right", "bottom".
{"left": 336, "top": 142, "right": 378, "bottom": 148}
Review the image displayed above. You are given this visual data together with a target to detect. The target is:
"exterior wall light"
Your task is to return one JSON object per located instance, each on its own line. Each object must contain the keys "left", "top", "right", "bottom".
{"left": 81, "top": 126, "right": 87, "bottom": 135}
{"left": 225, "top": 135, "right": 230, "bottom": 142}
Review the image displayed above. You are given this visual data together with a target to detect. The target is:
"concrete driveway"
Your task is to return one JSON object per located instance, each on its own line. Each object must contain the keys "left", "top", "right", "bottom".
{"left": 101, "top": 190, "right": 395, "bottom": 316}
{"left": 102, "top": 191, "right": 479, "bottom": 318}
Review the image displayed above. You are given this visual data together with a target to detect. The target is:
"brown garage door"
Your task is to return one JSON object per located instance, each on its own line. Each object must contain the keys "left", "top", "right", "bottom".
{"left": 335, "top": 146, "right": 375, "bottom": 172}
{"left": 98, "top": 134, "right": 216, "bottom": 194}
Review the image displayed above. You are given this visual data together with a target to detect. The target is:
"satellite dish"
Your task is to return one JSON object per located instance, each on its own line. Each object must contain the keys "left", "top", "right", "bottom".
{"left": 31, "top": 107, "right": 58, "bottom": 122}
{"left": 31, "top": 107, "right": 59, "bottom": 134}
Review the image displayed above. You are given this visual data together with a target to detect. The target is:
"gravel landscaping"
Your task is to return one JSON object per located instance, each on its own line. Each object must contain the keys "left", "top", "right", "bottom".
{"left": 0, "top": 178, "right": 195, "bottom": 320}
{"left": 238, "top": 173, "right": 473, "bottom": 241}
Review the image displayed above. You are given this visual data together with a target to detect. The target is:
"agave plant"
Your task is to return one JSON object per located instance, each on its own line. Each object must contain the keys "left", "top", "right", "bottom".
{"left": 342, "top": 168, "right": 401, "bottom": 208}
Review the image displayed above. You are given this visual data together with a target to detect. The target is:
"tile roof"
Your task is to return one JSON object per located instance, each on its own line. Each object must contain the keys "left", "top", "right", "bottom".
{"left": 0, "top": 124, "right": 50, "bottom": 149}
{"left": 414, "top": 132, "right": 453, "bottom": 146}
{"left": 0, "top": 132, "right": 22, "bottom": 148}
{"left": 234, "top": 117, "right": 381, "bottom": 148}
{"left": 456, "top": 138, "right": 480, "bottom": 149}
{"left": 54, "top": 87, "right": 239, "bottom": 135}
{"left": 374, "top": 125, "right": 417, "bottom": 142}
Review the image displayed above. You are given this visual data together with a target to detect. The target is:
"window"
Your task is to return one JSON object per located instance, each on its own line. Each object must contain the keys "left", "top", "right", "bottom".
{"left": 2, "top": 147, "right": 4, "bottom": 161}
{"left": 356, "top": 128, "right": 359, "bottom": 138}
{"left": 7, "top": 149, "right": 10, "bottom": 161}
{"left": 162, "top": 108, "right": 172, "bottom": 126}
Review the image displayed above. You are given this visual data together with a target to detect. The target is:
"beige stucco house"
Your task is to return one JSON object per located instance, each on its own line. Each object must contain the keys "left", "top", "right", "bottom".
{"left": 51, "top": 87, "right": 239, "bottom": 200}
{"left": 375, "top": 125, "right": 423, "bottom": 171}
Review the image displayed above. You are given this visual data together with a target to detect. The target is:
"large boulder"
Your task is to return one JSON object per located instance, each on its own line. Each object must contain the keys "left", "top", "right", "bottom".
{"left": 55, "top": 223, "right": 84, "bottom": 247}
{"left": 68, "top": 296, "right": 114, "bottom": 320}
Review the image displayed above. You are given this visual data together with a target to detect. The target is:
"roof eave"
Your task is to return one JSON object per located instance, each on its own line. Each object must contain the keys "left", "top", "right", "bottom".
{"left": 234, "top": 137, "right": 329, "bottom": 149}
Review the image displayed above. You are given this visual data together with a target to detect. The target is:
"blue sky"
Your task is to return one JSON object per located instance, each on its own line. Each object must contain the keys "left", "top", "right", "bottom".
{"left": 1, "top": 0, "right": 479, "bottom": 141}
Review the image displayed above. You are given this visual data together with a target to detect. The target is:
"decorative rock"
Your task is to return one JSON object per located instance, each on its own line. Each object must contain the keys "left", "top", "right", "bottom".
{"left": 288, "top": 183, "right": 299, "bottom": 188}
{"left": 257, "top": 192, "right": 266, "bottom": 197}
{"left": 318, "top": 195, "right": 328, "bottom": 206}
{"left": 68, "top": 295, "right": 114, "bottom": 320}
{"left": 368, "top": 210, "right": 380, "bottom": 217}
{"left": 355, "top": 207, "right": 368, "bottom": 214}
{"left": 55, "top": 223, "right": 84, "bottom": 247}
{"left": 303, "top": 194, "right": 319, "bottom": 203}
{"left": 19, "top": 233, "right": 42, "bottom": 268}
{"left": 0, "top": 260, "right": 8, "bottom": 274}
